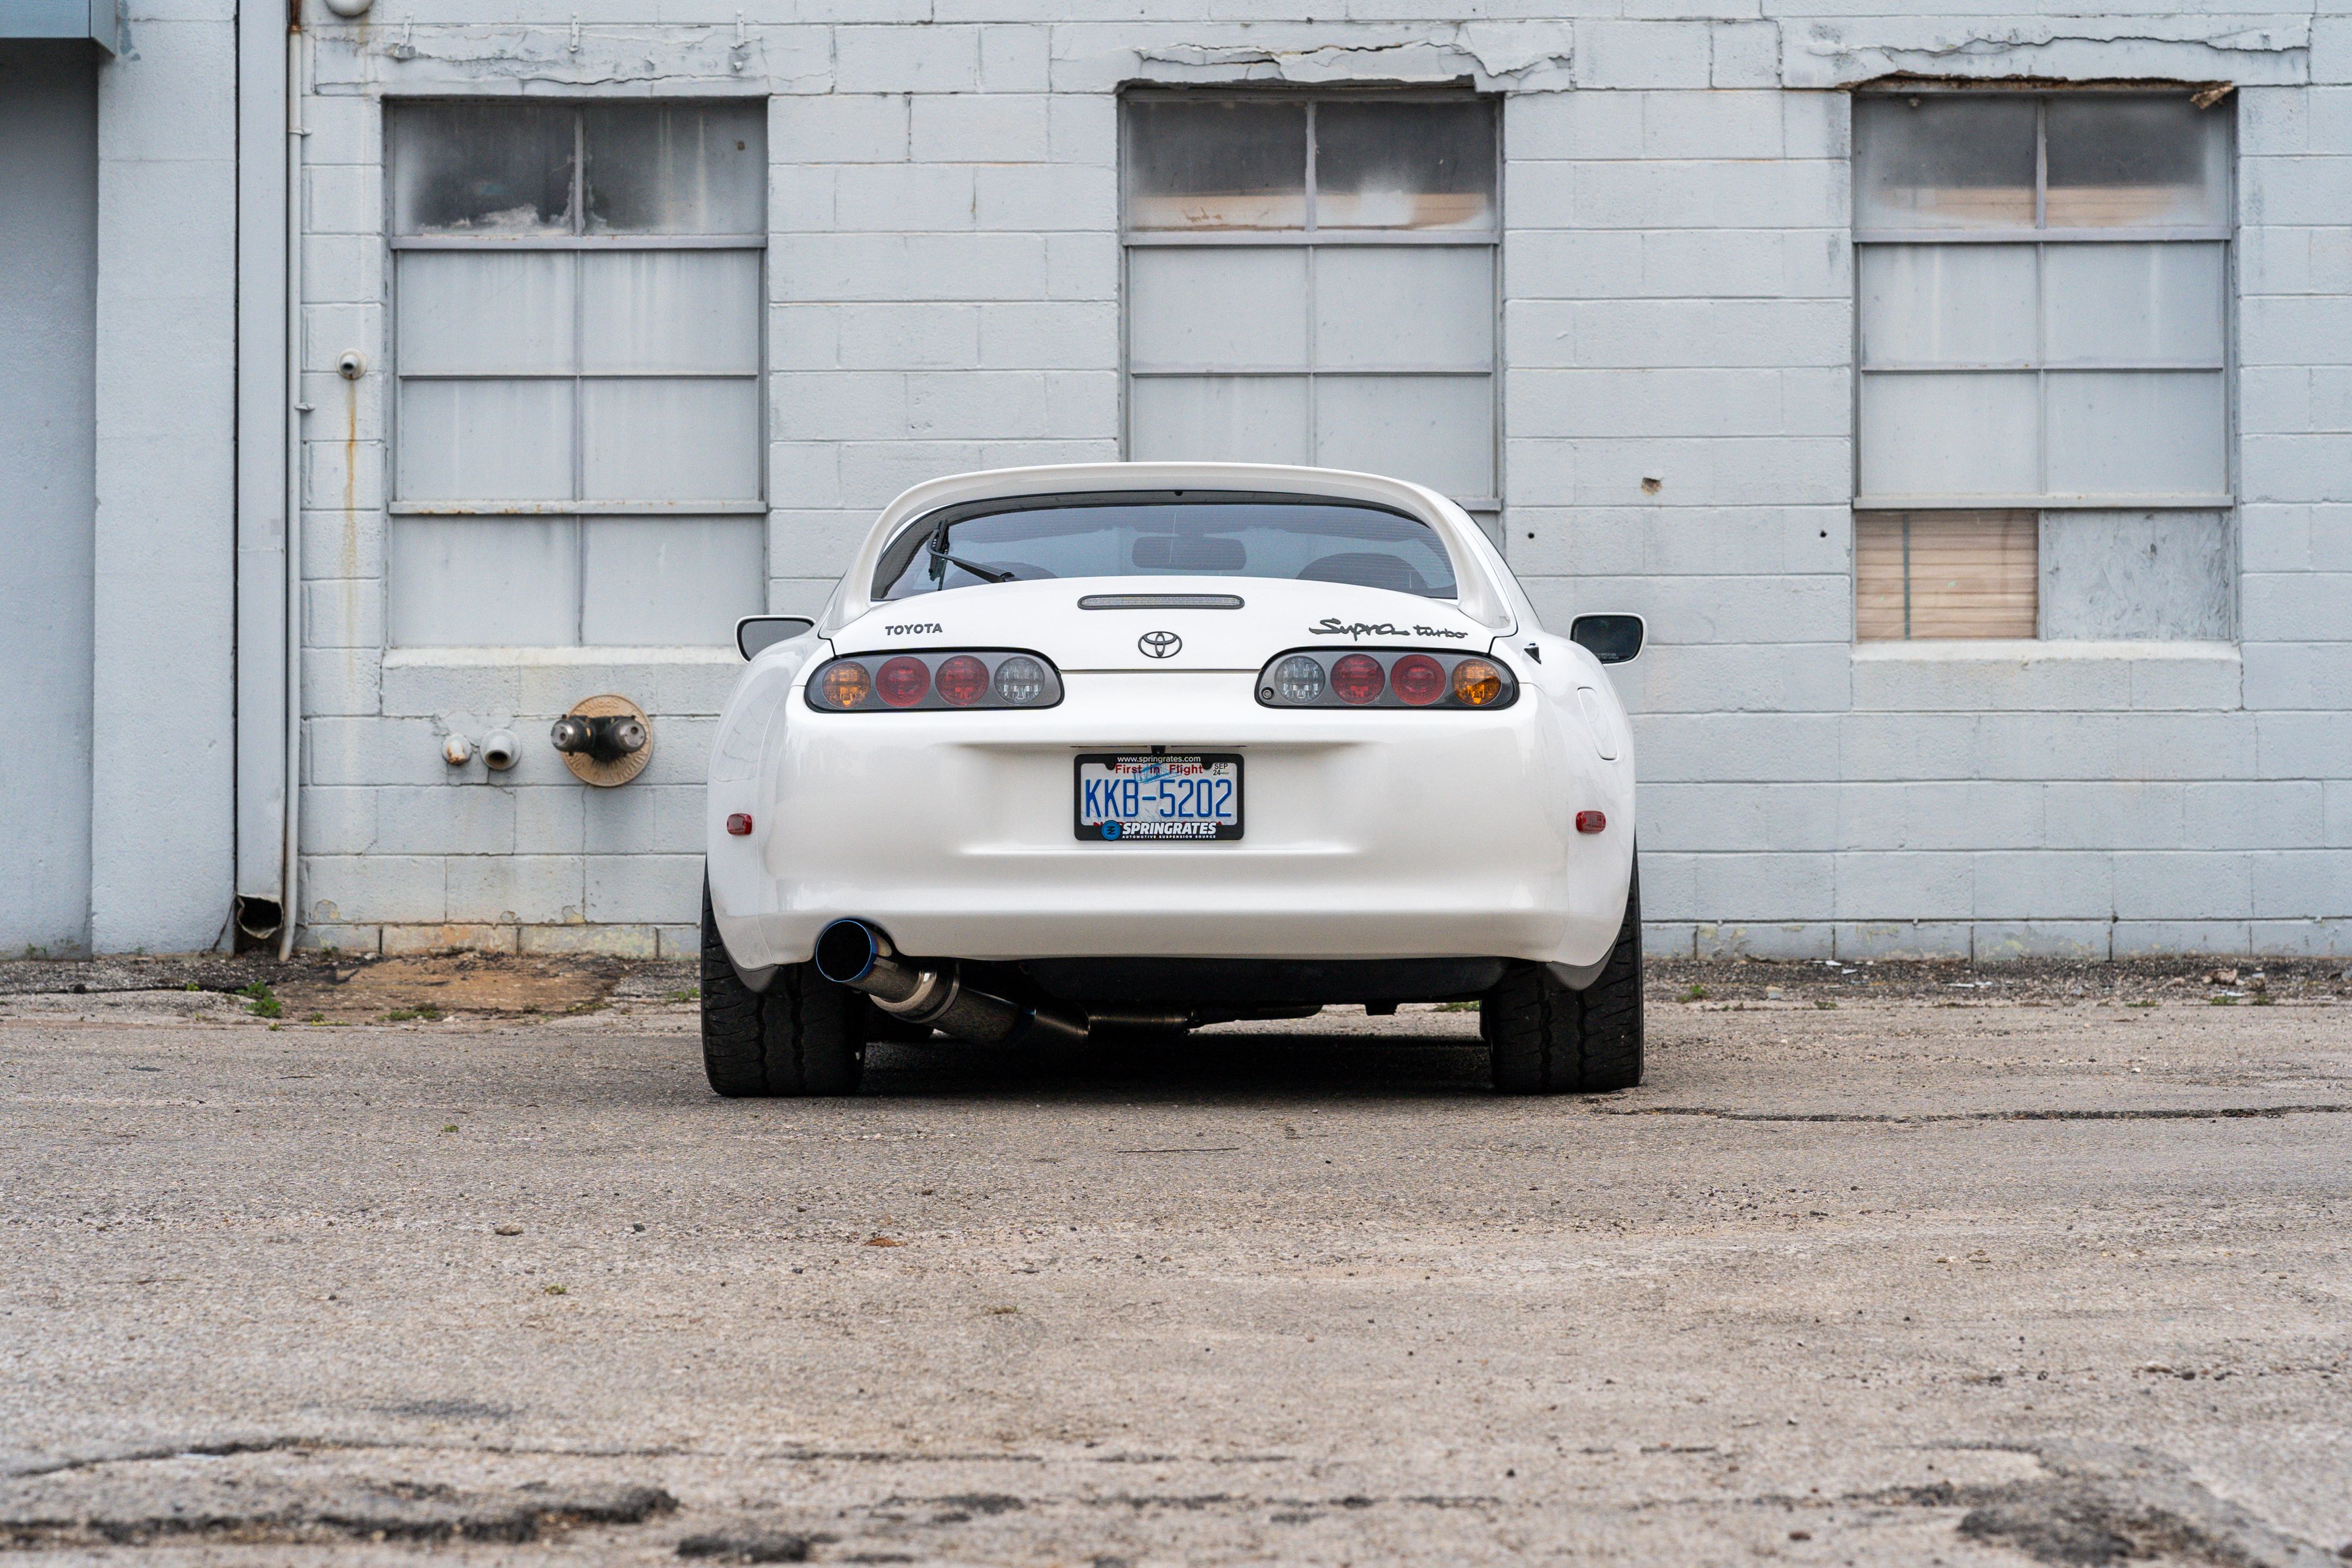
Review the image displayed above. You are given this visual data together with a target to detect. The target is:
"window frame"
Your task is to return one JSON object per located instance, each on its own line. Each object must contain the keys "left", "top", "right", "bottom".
{"left": 1850, "top": 86, "right": 2237, "bottom": 516}
{"left": 382, "top": 96, "right": 770, "bottom": 648}
{"left": 1117, "top": 88, "right": 1504, "bottom": 519}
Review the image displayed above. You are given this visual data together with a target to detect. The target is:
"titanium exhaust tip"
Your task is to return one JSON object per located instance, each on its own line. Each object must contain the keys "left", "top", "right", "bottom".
{"left": 812, "top": 918, "right": 1086, "bottom": 1049}
{"left": 813, "top": 918, "right": 886, "bottom": 986}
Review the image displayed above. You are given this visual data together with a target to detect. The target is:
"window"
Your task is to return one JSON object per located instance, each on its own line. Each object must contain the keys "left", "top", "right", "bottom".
{"left": 385, "top": 101, "right": 766, "bottom": 647}
{"left": 871, "top": 493, "right": 1459, "bottom": 600}
{"left": 1852, "top": 93, "right": 2232, "bottom": 640}
{"left": 1120, "top": 95, "right": 1499, "bottom": 528}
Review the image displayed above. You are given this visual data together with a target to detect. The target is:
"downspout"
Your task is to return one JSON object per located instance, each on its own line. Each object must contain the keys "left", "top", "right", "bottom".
{"left": 278, "top": 16, "right": 304, "bottom": 961}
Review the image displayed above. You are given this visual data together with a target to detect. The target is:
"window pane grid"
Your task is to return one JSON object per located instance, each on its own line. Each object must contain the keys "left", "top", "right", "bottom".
{"left": 1853, "top": 92, "right": 2231, "bottom": 643}
{"left": 1124, "top": 96, "right": 1498, "bottom": 242}
{"left": 389, "top": 101, "right": 766, "bottom": 646}
{"left": 1855, "top": 94, "right": 2229, "bottom": 511}
{"left": 1122, "top": 95, "right": 1498, "bottom": 512}
{"left": 1856, "top": 242, "right": 2230, "bottom": 503}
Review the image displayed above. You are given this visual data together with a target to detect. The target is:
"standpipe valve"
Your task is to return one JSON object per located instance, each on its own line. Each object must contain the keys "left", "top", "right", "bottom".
{"left": 550, "top": 694, "right": 653, "bottom": 788}
{"left": 550, "top": 713, "right": 647, "bottom": 763}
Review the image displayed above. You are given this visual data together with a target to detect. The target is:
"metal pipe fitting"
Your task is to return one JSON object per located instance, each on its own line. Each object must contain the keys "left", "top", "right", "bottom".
{"left": 550, "top": 713, "right": 646, "bottom": 763}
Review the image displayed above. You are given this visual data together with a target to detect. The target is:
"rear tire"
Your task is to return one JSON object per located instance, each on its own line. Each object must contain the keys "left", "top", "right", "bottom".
{"left": 700, "top": 877, "right": 866, "bottom": 1097}
{"left": 1484, "top": 855, "right": 1643, "bottom": 1095}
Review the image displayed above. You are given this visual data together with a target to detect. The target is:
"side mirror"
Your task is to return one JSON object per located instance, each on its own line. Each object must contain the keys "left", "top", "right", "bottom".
{"left": 1569, "top": 614, "right": 1645, "bottom": 664}
{"left": 736, "top": 615, "right": 816, "bottom": 661}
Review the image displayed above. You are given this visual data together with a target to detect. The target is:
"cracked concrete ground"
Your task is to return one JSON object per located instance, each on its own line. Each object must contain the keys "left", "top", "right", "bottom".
{"left": 2, "top": 973, "right": 2348, "bottom": 1565}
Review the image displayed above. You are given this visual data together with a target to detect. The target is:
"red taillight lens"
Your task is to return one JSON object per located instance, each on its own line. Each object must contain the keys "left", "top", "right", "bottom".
{"left": 876, "top": 656, "right": 930, "bottom": 708}
{"left": 934, "top": 654, "right": 988, "bottom": 706}
{"left": 1391, "top": 654, "right": 1446, "bottom": 706}
{"left": 1331, "top": 653, "right": 1385, "bottom": 705}
{"left": 1576, "top": 810, "right": 1606, "bottom": 834}
{"left": 725, "top": 813, "right": 754, "bottom": 836}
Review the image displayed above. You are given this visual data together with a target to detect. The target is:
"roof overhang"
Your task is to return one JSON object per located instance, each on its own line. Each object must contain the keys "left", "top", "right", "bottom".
{"left": 1, "top": 0, "right": 119, "bottom": 52}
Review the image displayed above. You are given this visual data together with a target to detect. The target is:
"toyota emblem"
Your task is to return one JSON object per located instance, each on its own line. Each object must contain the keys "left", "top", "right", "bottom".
{"left": 1139, "top": 630, "right": 1182, "bottom": 659}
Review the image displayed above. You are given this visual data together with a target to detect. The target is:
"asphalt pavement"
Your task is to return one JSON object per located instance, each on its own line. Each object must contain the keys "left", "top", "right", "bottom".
{"left": 2, "top": 978, "right": 2347, "bottom": 1565}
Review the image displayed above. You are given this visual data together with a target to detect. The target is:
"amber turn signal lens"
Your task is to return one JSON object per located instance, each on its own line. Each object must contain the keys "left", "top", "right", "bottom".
{"left": 1451, "top": 658, "right": 1504, "bottom": 706}
{"left": 820, "top": 661, "right": 871, "bottom": 708}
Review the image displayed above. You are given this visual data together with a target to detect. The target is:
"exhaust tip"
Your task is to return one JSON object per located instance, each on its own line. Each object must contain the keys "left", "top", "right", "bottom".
{"left": 814, "top": 920, "right": 884, "bottom": 985}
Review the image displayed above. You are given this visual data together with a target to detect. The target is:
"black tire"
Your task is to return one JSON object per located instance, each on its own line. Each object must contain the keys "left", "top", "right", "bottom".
{"left": 700, "top": 877, "right": 866, "bottom": 1097}
{"left": 700, "top": 880, "right": 770, "bottom": 1097}
{"left": 1484, "top": 855, "right": 1643, "bottom": 1094}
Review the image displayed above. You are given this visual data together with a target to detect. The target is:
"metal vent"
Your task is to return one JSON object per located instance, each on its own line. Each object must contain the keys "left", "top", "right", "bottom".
{"left": 1077, "top": 593, "right": 1246, "bottom": 610}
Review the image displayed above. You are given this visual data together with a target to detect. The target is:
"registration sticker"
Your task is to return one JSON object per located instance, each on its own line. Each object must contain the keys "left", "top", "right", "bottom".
{"left": 1074, "top": 753, "right": 1242, "bottom": 842}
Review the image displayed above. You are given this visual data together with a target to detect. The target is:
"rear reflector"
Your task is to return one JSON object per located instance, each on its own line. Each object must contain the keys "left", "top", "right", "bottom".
{"left": 1576, "top": 810, "right": 1606, "bottom": 834}
{"left": 726, "top": 813, "right": 754, "bottom": 836}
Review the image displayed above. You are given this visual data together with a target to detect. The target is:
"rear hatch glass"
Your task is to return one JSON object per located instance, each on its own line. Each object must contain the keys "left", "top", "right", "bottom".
{"left": 872, "top": 491, "right": 1459, "bottom": 602}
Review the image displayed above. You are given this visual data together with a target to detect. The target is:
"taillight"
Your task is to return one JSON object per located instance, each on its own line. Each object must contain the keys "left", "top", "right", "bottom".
{"left": 1254, "top": 650, "right": 1519, "bottom": 710}
{"left": 1451, "top": 658, "right": 1505, "bottom": 707}
{"left": 1267, "top": 654, "right": 1326, "bottom": 704}
{"left": 820, "top": 662, "right": 872, "bottom": 708}
{"left": 1331, "top": 653, "right": 1386, "bottom": 706}
{"left": 807, "top": 650, "right": 1063, "bottom": 713}
{"left": 934, "top": 654, "right": 989, "bottom": 706}
{"left": 1391, "top": 654, "right": 1446, "bottom": 706}
{"left": 877, "top": 656, "right": 930, "bottom": 707}
{"left": 993, "top": 655, "right": 1049, "bottom": 706}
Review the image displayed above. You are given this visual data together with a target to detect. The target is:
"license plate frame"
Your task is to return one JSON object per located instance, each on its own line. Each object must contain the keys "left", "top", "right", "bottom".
{"left": 1073, "top": 752, "right": 1244, "bottom": 843}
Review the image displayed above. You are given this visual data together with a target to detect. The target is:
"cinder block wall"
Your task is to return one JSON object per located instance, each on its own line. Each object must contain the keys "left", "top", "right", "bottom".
{"left": 291, "top": 2, "right": 2352, "bottom": 960}
{"left": 90, "top": 0, "right": 239, "bottom": 955}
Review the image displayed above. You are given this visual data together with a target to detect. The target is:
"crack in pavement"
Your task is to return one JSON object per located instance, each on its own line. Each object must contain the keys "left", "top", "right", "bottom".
{"left": 1, "top": 1439, "right": 1314, "bottom": 1485}
{"left": 0, "top": 1482, "right": 677, "bottom": 1550}
{"left": 1, "top": 1438, "right": 315, "bottom": 1482}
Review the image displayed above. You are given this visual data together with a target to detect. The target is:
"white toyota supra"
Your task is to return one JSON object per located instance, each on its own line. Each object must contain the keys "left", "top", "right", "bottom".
{"left": 702, "top": 462, "right": 1646, "bottom": 1096}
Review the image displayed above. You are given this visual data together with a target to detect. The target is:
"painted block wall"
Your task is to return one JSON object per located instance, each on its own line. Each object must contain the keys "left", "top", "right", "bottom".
{"left": 286, "top": 0, "right": 2351, "bottom": 961}
{"left": 0, "top": 44, "right": 98, "bottom": 958}
{"left": 89, "top": 0, "right": 239, "bottom": 955}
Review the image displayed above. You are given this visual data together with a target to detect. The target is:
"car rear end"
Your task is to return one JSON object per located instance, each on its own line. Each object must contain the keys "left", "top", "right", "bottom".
{"left": 709, "top": 468, "right": 1634, "bottom": 978}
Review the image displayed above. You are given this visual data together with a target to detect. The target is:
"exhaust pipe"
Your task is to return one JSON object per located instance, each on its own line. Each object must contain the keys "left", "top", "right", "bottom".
{"left": 814, "top": 920, "right": 1088, "bottom": 1049}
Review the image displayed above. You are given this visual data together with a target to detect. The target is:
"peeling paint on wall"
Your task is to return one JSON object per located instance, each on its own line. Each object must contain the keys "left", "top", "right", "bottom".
{"left": 1783, "top": 15, "right": 2311, "bottom": 90}
{"left": 308, "top": 24, "right": 827, "bottom": 94}
{"left": 1130, "top": 22, "right": 1575, "bottom": 92}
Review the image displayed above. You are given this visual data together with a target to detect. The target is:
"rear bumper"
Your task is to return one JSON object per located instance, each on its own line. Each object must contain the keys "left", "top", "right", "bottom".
{"left": 709, "top": 671, "right": 1632, "bottom": 971}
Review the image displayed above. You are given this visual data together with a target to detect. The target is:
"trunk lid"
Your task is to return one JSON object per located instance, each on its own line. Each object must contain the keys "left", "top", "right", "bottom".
{"left": 826, "top": 576, "right": 1505, "bottom": 673}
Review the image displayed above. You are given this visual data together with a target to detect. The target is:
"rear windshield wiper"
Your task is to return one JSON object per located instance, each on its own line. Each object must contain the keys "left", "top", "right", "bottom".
{"left": 926, "top": 529, "right": 1015, "bottom": 586}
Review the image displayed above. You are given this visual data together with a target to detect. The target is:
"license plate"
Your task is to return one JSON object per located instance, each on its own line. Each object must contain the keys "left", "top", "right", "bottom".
{"left": 1074, "top": 753, "right": 1242, "bottom": 842}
